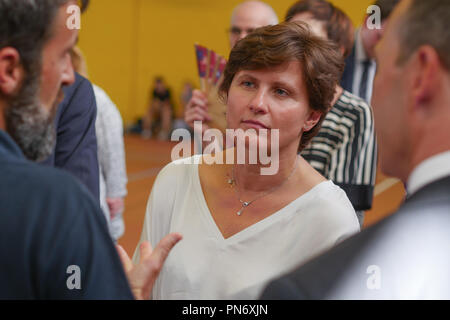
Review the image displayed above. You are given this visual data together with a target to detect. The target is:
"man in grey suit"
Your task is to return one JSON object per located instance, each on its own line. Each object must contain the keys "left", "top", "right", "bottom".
{"left": 261, "top": 0, "right": 450, "bottom": 299}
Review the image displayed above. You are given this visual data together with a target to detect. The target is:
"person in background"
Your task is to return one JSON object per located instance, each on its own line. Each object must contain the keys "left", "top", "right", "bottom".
{"left": 227, "top": 0, "right": 279, "bottom": 49}
{"left": 180, "top": 81, "right": 193, "bottom": 112}
{"left": 40, "top": 0, "right": 100, "bottom": 201}
{"left": 286, "top": 0, "right": 377, "bottom": 227}
{"left": 261, "top": 0, "right": 450, "bottom": 299}
{"left": 70, "top": 46, "right": 128, "bottom": 242}
{"left": 142, "top": 77, "right": 173, "bottom": 140}
{"left": 340, "top": 0, "right": 400, "bottom": 103}
{"left": 172, "top": 80, "right": 194, "bottom": 134}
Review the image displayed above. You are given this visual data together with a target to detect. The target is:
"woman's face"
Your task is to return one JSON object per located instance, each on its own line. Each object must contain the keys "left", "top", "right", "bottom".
{"left": 226, "top": 60, "right": 321, "bottom": 154}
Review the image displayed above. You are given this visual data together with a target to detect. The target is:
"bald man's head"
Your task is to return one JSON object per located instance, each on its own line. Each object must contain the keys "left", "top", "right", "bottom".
{"left": 229, "top": 1, "right": 278, "bottom": 48}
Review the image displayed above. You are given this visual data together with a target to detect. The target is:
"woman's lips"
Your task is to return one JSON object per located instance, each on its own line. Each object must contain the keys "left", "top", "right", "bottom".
{"left": 241, "top": 120, "right": 269, "bottom": 130}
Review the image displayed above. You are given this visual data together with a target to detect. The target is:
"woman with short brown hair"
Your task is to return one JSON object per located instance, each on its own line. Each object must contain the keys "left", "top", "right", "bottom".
{"left": 135, "top": 22, "right": 360, "bottom": 299}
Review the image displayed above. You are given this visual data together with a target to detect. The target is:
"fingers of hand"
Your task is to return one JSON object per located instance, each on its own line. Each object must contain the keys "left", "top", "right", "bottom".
{"left": 128, "top": 235, "right": 182, "bottom": 300}
{"left": 186, "top": 92, "right": 208, "bottom": 111}
{"left": 187, "top": 97, "right": 208, "bottom": 110}
{"left": 116, "top": 245, "right": 133, "bottom": 273}
{"left": 106, "top": 198, "right": 124, "bottom": 215}
{"left": 145, "top": 233, "right": 182, "bottom": 274}
{"left": 185, "top": 106, "right": 211, "bottom": 123}
{"left": 192, "top": 89, "right": 207, "bottom": 100}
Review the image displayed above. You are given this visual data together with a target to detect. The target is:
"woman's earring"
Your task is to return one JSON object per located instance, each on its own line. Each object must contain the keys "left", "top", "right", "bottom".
{"left": 304, "top": 123, "right": 314, "bottom": 132}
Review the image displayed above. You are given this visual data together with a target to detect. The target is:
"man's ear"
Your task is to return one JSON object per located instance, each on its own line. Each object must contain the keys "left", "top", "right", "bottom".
{"left": 339, "top": 46, "right": 346, "bottom": 58}
{"left": 410, "top": 45, "right": 440, "bottom": 115}
{"left": 304, "top": 110, "right": 322, "bottom": 132}
{"left": 0, "top": 47, "right": 24, "bottom": 96}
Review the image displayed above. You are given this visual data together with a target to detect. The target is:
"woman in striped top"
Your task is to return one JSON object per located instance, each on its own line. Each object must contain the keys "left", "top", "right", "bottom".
{"left": 286, "top": 0, "right": 377, "bottom": 226}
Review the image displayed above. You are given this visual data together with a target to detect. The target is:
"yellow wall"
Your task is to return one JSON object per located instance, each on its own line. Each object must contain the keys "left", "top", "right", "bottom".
{"left": 79, "top": 0, "right": 373, "bottom": 125}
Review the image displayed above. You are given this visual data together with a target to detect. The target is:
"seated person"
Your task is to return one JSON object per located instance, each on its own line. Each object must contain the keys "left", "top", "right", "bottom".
{"left": 172, "top": 81, "right": 194, "bottom": 133}
{"left": 142, "top": 77, "right": 173, "bottom": 140}
{"left": 134, "top": 22, "right": 360, "bottom": 300}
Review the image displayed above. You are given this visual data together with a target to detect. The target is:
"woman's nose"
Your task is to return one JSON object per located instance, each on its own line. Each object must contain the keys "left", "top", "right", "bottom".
{"left": 248, "top": 88, "right": 269, "bottom": 114}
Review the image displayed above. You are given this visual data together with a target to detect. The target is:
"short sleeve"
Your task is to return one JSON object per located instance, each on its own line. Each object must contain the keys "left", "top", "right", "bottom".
{"left": 132, "top": 160, "right": 186, "bottom": 263}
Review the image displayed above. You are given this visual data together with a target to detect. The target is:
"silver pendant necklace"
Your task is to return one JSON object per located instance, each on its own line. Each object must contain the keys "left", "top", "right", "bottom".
{"left": 227, "top": 157, "right": 299, "bottom": 216}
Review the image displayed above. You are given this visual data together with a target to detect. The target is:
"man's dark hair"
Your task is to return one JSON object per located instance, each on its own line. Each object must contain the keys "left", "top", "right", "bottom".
{"left": 373, "top": 0, "right": 400, "bottom": 22}
{"left": 0, "top": 0, "right": 70, "bottom": 80}
{"left": 396, "top": 0, "right": 450, "bottom": 71}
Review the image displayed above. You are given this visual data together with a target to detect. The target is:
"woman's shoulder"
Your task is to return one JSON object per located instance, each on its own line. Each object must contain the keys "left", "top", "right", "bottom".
{"left": 145, "top": 155, "right": 202, "bottom": 222}
{"left": 311, "top": 181, "right": 359, "bottom": 224}
{"left": 155, "top": 155, "right": 202, "bottom": 185}
{"left": 298, "top": 180, "right": 353, "bottom": 216}
{"left": 296, "top": 160, "right": 351, "bottom": 210}
{"left": 312, "top": 180, "right": 351, "bottom": 201}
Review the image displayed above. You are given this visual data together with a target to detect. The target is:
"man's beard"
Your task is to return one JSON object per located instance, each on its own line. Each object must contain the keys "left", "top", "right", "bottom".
{"left": 4, "top": 70, "right": 61, "bottom": 162}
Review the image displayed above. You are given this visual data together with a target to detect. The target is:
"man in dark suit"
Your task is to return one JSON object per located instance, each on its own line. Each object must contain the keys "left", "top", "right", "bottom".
{"left": 41, "top": 72, "right": 100, "bottom": 201}
{"left": 340, "top": 0, "right": 399, "bottom": 103}
{"left": 261, "top": 0, "right": 450, "bottom": 299}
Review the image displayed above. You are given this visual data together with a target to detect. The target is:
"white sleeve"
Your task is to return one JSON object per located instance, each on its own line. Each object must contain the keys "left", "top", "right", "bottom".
{"left": 132, "top": 161, "right": 183, "bottom": 263}
{"left": 94, "top": 86, "right": 128, "bottom": 198}
{"left": 328, "top": 189, "right": 361, "bottom": 245}
{"left": 314, "top": 184, "right": 361, "bottom": 247}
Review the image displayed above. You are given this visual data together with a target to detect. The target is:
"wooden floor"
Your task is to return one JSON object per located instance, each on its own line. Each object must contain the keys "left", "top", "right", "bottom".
{"left": 118, "top": 134, "right": 406, "bottom": 256}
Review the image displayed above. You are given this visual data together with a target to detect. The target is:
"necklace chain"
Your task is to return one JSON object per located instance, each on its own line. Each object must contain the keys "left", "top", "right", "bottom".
{"left": 228, "top": 157, "right": 299, "bottom": 216}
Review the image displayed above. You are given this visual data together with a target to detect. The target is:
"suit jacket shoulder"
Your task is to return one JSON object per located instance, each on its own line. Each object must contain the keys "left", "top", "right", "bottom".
{"left": 41, "top": 73, "right": 100, "bottom": 201}
{"left": 261, "top": 176, "right": 450, "bottom": 299}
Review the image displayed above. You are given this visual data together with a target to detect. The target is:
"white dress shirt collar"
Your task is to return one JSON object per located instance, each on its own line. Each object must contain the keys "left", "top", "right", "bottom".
{"left": 353, "top": 28, "right": 376, "bottom": 102}
{"left": 407, "top": 151, "right": 450, "bottom": 196}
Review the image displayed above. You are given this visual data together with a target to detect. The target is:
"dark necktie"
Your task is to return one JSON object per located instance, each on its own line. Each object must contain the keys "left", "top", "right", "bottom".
{"left": 359, "top": 59, "right": 371, "bottom": 101}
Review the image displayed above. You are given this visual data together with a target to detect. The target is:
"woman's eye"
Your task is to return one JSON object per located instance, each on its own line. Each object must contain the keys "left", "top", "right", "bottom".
{"left": 275, "top": 88, "right": 288, "bottom": 97}
{"left": 241, "top": 81, "right": 254, "bottom": 88}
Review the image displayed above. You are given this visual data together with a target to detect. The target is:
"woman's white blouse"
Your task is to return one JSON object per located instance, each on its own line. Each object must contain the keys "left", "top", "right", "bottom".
{"left": 134, "top": 155, "right": 360, "bottom": 299}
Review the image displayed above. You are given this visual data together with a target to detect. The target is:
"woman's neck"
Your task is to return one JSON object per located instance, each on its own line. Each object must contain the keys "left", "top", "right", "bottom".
{"left": 231, "top": 148, "right": 299, "bottom": 193}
